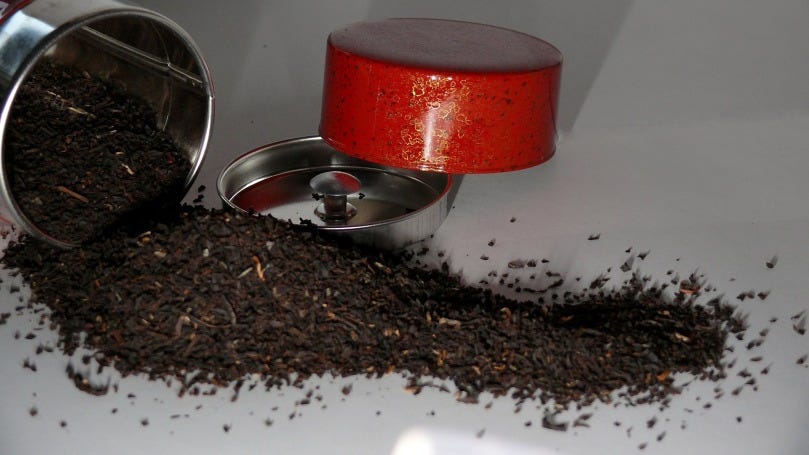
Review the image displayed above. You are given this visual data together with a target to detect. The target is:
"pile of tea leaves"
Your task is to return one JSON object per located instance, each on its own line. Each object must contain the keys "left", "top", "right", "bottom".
{"left": 5, "top": 59, "right": 190, "bottom": 244}
{"left": 1, "top": 206, "right": 747, "bottom": 408}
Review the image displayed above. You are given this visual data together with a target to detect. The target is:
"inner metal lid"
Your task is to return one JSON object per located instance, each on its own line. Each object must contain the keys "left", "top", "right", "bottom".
{"left": 217, "top": 136, "right": 453, "bottom": 249}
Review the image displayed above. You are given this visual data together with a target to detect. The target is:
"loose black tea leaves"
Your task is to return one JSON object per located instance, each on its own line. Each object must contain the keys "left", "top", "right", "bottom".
{"left": 572, "top": 413, "right": 592, "bottom": 428}
{"left": 5, "top": 59, "right": 190, "bottom": 244}
{"left": 22, "top": 358, "right": 36, "bottom": 372}
{"left": 541, "top": 413, "right": 568, "bottom": 432}
{"left": 507, "top": 259, "right": 525, "bottom": 269}
{"left": 646, "top": 416, "right": 657, "bottom": 429}
{"left": 793, "top": 316, "right": 806, "bottom": 335}
{"left": 620, "top": 257, "right": 634, "bottom": 273}
{"left": 2, "top": 206, "right": 751, "bottom": 417}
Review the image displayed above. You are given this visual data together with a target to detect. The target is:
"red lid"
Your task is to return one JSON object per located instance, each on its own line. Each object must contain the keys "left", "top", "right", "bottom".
{"left": 0, "top": 0, "right": 32, "bottom": 23}
{"left": 319, "top": 18, "right": 562, "bottom": 174}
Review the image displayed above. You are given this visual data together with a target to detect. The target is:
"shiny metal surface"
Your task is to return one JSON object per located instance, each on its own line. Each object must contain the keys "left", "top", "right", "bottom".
{"left": 0, "top": 0, "right": 214, "bottom": 247}
{"left": 218, "top": 136, "right": 453, "bottom": 250}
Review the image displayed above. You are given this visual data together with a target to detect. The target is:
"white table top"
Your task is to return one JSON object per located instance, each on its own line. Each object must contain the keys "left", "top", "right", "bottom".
{"left": 2, "top": 0, "right": 808, "bottom": 453}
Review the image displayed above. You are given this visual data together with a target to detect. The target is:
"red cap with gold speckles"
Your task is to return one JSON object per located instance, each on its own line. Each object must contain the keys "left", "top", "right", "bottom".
{"left": 319, "top": 18, "right": 562, "bottom": 174}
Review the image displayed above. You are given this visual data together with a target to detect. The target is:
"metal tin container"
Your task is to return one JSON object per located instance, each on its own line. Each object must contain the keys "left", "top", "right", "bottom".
{"left": 217, "top": 136, "right": 453, "bottom": 250}
{"left": 320, "top": 18, "right": 562, "bottom": 174}
{"left": 0, "top": 0, "right": 214, "bottom": 247}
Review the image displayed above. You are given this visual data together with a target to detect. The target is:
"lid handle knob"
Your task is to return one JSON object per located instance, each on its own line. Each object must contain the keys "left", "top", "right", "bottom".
{"left": 310, "top": 171, "right": 361, "bottom": 223}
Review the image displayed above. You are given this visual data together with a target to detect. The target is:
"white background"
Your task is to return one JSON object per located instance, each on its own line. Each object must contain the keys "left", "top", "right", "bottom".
{"left": 1, "top": 0, "right": 808, "bottom": 453}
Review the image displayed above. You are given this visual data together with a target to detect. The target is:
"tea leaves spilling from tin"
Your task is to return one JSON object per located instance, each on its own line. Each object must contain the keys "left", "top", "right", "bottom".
{"left": 5, "top": 59, "right": 190, "bottom": 244}
{"left": 2, "top": 206, "right": 751, "bottom": 410}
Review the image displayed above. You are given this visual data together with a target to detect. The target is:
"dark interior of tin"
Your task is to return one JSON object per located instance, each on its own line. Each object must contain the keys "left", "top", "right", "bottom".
{"left": 37, "top": 15, "right": 211, "bottom": 167}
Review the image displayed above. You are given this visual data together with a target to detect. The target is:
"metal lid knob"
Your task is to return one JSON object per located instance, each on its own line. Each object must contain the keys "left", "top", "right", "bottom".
{"left": 309, "top": 170, "right": 361, "bottom": 223}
